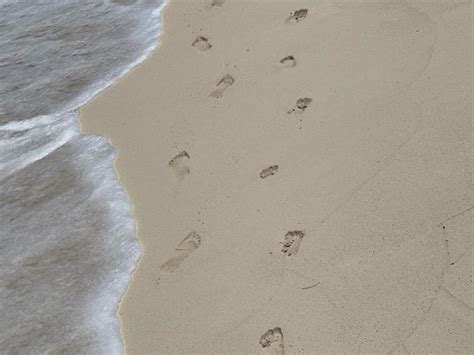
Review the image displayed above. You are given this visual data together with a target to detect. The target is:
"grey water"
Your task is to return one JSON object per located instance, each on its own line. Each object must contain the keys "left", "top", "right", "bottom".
{"left": 0, "top": 0, "right": 166, "bottom": 352}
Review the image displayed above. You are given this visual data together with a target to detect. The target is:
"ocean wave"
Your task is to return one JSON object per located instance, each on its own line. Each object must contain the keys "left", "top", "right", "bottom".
{"left": 0, "top": 0, "right": 166, "bottom": 352}
{"left": 0, "top": 0, "right": 166, "bottom": 124}
{"left": 0, "top": 112, "right": 140, "bottom": 353}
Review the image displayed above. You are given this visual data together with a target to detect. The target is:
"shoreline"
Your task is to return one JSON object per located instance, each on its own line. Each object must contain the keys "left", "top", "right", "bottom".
{"left": 80, "top": 0, "right": 472, "bottom": 353}
{"left": 1, "top": 1, "right": 170, "bottom": 352}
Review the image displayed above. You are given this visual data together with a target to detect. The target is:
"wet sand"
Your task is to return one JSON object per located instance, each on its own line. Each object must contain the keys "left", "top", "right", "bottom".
{"left": 80, "top": 0, "right": 472, "bottom": 353}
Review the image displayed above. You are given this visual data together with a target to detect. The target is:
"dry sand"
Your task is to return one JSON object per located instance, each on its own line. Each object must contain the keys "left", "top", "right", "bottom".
{"left": 80, "top": 0, "right": 473, "bottom": 353}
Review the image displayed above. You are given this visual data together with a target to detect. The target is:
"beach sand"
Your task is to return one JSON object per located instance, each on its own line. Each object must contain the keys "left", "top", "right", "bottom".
{"left": 80, "top": 0, "right": 472, "bottom": 353}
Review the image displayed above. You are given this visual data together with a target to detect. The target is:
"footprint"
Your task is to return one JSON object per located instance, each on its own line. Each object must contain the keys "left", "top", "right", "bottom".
{"left": 286, "top": 9, "right": 308, "bottom": 23}
{"left": 211, "top": 0, "right": 225, "bottom": 6}
{"left": 209, "top": 74, "right": 235, "bottom": 98}
{"left": 168, "top": 150, "right": 190, "bottom": 179}
{"left": 281, "top": 230, "right": 304, "bottom": 256}
{"left": 260, "top": 165, "right": 279, "bottom": 179}
{"left": 279, "top": 55, "right": 296, "bottom": 68}
{"left": 161, "top": 231, "right": 201, "bottom": 273}
{"left": 287, "top": 97, "right": 312, "bottom": 114}
{"left": 192, "top": 36, "right": 212, "bottom": 51}
{"left": 259, "top": 327, "right": 285, "bottom": 354}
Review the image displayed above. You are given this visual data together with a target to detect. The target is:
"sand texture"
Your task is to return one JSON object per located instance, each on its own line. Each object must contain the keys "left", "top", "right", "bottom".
{"left": 80, "top": 0, "right": 472, "bottom": 353}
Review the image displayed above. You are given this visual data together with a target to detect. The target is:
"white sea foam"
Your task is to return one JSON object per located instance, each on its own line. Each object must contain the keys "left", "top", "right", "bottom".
{"left": 0, "top": 0, "right": 166, "bottom": 352}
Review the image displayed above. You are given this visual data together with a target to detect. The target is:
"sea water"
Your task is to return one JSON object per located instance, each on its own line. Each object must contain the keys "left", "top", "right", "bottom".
{"left": 0, "top": 0, "right": 166, "bottom": 352}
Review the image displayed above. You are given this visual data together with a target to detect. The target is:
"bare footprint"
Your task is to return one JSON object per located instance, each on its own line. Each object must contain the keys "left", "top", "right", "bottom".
{"left": 287, "top": 97, "right": 312, "bottom": 114}
{"left": 286, "top": 9, "right": 308, "bottom": 23}
{"left": 210, "top": 74, "right": 235, "bottom": 98}
{"left": 161, "top": 231, "right": 201, "bottom": 273}
{"left": 279, "top": 55, "right": 296, "bottom": 68}
{"left": 168, "top": 151, "right": 190, "bottom": 179}
{"left": 259, "top": 327, "right": 285, "bottom": 355}
{"left": 211, "top": 0, "right": 225, "bottom": 6}
{"left": 281, "top": 230, "right": 304, "bottom": 256}
{"left": 260, "top": 165, "right": 279, "bottom": 179}
{"left": 192, "top": 36, "right": 212, "bottom": 51}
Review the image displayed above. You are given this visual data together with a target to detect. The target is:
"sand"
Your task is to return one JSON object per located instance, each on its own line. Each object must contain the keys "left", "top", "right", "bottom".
{"left": 79, "top": 0, "right": 473, "bottom": 353}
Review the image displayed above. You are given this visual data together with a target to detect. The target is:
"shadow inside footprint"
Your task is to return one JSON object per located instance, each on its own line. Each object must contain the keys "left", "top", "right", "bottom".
{"left": 260, "top": 165, "right": 279, "bottom": 179}
{"left": 286, "top": 9, "right": 308, "bottom": 23}
{"left": 192, "top": 36, "right": 212, "bottom": 51}
{"left": 210, "top": 74, "right": 235, "bottom": 98}
{"left": 279, "top": 55, "right": 296, "bottom": 68}
{"left": 259, "top": 327, "right": 285, "bottom": 354}
{"left": 211, "top": 0, "right": 225, "bottom": 6}
{"left": 161, "top": 231, "right": 201, "bottom": 273}
{"left": 168, "top": 151, "right": 190, "bottom": 179}
{"left": 287, "top": 97, "right": 312, "bottom": 114}
{"left": 281, "top": 230, "right": 304, "bottom": 256}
